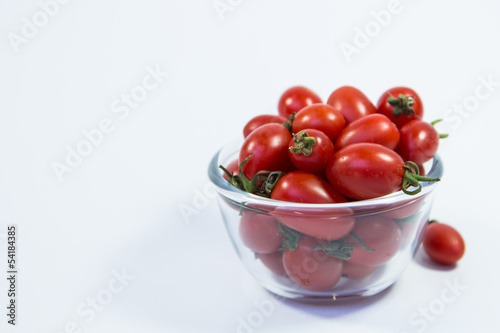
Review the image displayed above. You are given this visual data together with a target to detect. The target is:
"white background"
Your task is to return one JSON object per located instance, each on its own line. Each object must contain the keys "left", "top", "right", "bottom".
{"left": 1, "top": 0, "right": 499, "bottom": 332}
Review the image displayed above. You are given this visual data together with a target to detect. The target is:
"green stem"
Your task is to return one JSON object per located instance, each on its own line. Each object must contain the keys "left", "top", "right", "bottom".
{"left": 282, "top": 112, "right": 296, "bottom": 133}
{"left": 430, "top": 119, "right": 449, "bottom": 139}
{"left": 402, "top": 161, "right": 440, "bottom": 195}
{"left": 387, "top": 92, "right": 416, "bottom": 118}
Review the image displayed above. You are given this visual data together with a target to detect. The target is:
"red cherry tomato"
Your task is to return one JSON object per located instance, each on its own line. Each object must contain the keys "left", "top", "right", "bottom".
{"left": 278, "top": 86, "right": 322, "bottom": 118}
{"left": 243, "top": 114, "right": 286, "bottom": 138}
{"left": 422, "top": 221, "right": 465, "bottom": 265}
{"left": 397, "top": 120, "right": 440, "bottom": 165}
{"left": 376, "top": 87, "right": 424, "bottom": 128}
{"left": 341, "top": 261, "right": 377, "bottom": 280}
{"left": 282, "top": 236, "right": 343, "bottom": 291}
{"left": 257, "top": 251, "right": 288, "bottom": 277}
{"left": 347, "top": 216, "right": 402, "bottom": 267}
{"left": 335, "top": 114, "right": 400, "bottom": 151}
{"left": 292, "top": 103, "right": 346, "bottom": 143}
{"left": 239, "top": 210, "right": 283, "bottom": 254}
{"left": 326, "top": 86, "right": 376, "bottom": 124}
{"left": 288, "top": 129, "right": 335, "bottom": 174}
{"left": 239, "top": 123, "right": 293, "bottom": 181}
{"left": 326, "top": 143, "right": 406, "bottom": 200}
{"left": 271, "top": 171, "right": 348, "bottom": 204}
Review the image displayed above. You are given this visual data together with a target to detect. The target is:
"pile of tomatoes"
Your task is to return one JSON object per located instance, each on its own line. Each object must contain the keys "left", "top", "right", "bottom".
{"left": 220, "top": 85, "right": 463, "bottom": 292}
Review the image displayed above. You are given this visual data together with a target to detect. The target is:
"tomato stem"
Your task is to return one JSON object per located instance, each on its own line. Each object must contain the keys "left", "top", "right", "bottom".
{"left": 402, "top": 161, "right": 440, "bottom": 195}
{"left": 430, "top": 119, "right": 449, "bottom": 138}
{"left": 312, "top": 237, "right": 355, "bottom": 260}
{"left": 387, "top": 92, "right": 416, "bottom": 118}
{"left": 289, "top": 130, "right": 317, "bottom": 156}
{"left": 282, "top": 112, "right": 296, "bottom": 133}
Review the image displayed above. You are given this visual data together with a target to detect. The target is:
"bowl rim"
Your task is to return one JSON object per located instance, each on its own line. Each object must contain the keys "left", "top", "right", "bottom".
{"left": 208, "top": 139, "right": 443, "bottom": 209}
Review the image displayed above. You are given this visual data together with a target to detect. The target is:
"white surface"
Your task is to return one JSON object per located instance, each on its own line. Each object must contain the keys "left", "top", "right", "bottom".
{"left": 1, "top": 0, "right": 499, "bottom": 332}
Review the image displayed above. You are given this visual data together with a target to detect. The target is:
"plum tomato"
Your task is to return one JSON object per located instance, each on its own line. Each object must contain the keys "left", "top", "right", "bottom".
{"left": 257, "top": 251, "right": 288, "bottom": 277}
{"left": 282, "top": 235, "right": 343, "bottom": 291}
{"left": 326, "top": 86, "right": 376, "bottom": 124}
{"left": 278, "top": 86, "right": 322, "bottom": 118}
{"left": 243, "top": 114, "right": 287, "bottom": 138}
{"left": 325, "top": 143, "right": 439, "bottom": 200}
{"left": 291, "top": 103, "right": 346, "bottom": 143}
{"left": 376, "top": 87, "right": 424, "bottom": 128}
{"left": 239, "top": 123, "right": 293, "bottom": 181}
{"left": 396, "top": 120, "right": 440, "bottom": 165}
{"left": 239, "top": 210, "right": 283, "bottom": 254}
{"left": 347, "top": 216, "right": 402, "bottom": 267}
{"left": 271, "top": 171, "right": 348, "bottom": 204}
{"left": 422, "top": 221, "right": 465, "bottom": 265}
{"left": 335, "top": 113, "right": 400, "bottom": 151}
{"left": 288, "top": 129, "right": 335, "bottom": 174}
{"left": 341, "top": 261, "right": 377, "bottom": 280}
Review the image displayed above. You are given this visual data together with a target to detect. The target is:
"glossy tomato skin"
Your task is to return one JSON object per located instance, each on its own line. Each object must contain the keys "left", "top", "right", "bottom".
{"left": 326, "top": 86, "right": 376, "bottom": 124}
{"left": 239, "top": 123, "right": 293, "bottom": 181}
{"left": 335, "top": 114, "right": 400, "bottom": 151}
{"left": 239, "top": 210, "right": 283, "bottom": 254}
{"left": 271, "top": 171, "right": 348, "bottom": 204}
{"left": 325, "top": 143, "right": 405, "bottom": 200}
{"left": 423, "top": 222, "right": 465, "bottom": 265}
{"left": 288, "top": 129, "right": 335, "bottom": 174}
{"left": 257, "top": 251, "right": 288, "bottom": 277}
{"left": 243, "top": 114, "right": 286, "bottom": 138}
{"left": 376, "top": 87, "right": 424, "bottom": 129}
{"left": 397, "top": 120, "right": 439, "bottom": 165}
{"left": 282, "top": 236, "right": 343, "bottom": 291}
{"left": 341, "top": 261, "right": 377, "bottom": 280}
{"left": 292, "top": 104, "right": 346, "bottom": 143}
{"left": 278, "top": 86, "right": 322, "bottom": 118}
{"left": 347, "top": 216, "right": 402, "bottom": 267}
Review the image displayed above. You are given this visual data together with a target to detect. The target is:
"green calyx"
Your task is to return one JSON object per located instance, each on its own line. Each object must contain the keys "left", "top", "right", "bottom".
{"left": 387, "top": 92, "right": 417, "bottom": 118}
{"left": 430, "top": 119, "right": 449, "bottom": 138}
{"left": 219, "top": 153, "right": 284, "bottom": 198}
{"left": 312, "top": 232, "right": 374, "bottom": 260}
{"left": 282, "top": 112, "right": 296, "bottom": 133}
{"left": 289, "top": 130, "right": 317, "bottom": 156}
{"left": 402, "top": 161, "right": 441, "bottom": 195}
{"left": 278, "top": 222, "right": 302, "bottom": 252}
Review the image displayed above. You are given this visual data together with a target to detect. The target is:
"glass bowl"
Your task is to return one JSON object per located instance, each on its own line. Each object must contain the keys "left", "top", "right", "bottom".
{"left": 208, "top": 139, "right": 443, "bottom": 302}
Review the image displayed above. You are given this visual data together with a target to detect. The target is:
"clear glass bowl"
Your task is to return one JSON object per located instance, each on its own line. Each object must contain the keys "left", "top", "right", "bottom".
{"left": 208, "top": 139, "right": 443, "bottom": 302}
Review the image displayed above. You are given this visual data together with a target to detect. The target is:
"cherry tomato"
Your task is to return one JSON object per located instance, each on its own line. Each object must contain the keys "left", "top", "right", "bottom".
{"left": 397, "top": 120, "right": 439, "bottom": 165}
{"left": 376, "top": 87, "right": 424, "bottom": 129}
{"left": 271, "top": 171, "right": 348, "bottom": 204}
{"left": 257, "top": 251, "right": 288, "bottom": 277}
{"left": 270, "top": 171, "right": 354, "bottom": 241}
{"left": 292, "top": 103, "right": 346, "bottom": 143}
{"left": 282, "top": 236, "right": 343, "bottom": 291}
{"left": 335, "top": 114, "right": 400, "bottom": 151}
{"left": 243, "top": 114, "right": 286, "bottom": 138}
{"left": 422, "top": 221, "right": 465, "bottom": 265}
{"left": 239, "top": 123, "right": 293, "bottom": 181}
{"left": 278, "top": 86, "right": 322, "bottom": 118}
{"left": 288, "top": 129, "right": 334, "bottom": 174}
{"left": 326, "top": 143, "right": 406, "bottom": 200}
{"left": 347, "top": 216, "right": 402, "bottom": 267}
{"left": 239, "top": 210, "right": 283, "bottom": 254}
{"left": 326, "top": 86, "right": 376, "bottom": 124}
{"left": 341, "top": 261, "right": 377, "bottom": 280}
